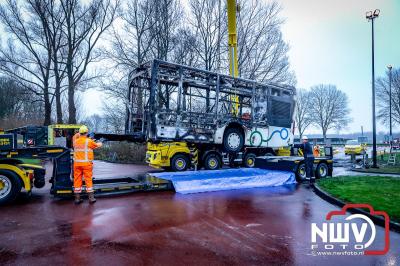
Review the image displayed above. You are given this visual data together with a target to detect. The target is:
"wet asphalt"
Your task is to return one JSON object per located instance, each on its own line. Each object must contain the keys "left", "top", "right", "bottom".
{"left": 0, "top": 161, "right": 399, "bottom": 266}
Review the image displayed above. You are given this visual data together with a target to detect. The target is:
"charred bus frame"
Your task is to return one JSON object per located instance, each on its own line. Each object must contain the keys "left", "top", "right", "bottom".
{"left": 126, "top": 59, "right": 296, "bottom": 150}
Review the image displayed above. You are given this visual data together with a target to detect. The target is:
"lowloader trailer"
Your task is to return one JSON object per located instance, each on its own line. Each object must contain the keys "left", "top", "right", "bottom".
{"left": 255, "top": 146, "right": 334, "bottom": 181}
{"left": 0, "top": 131, "right": 332, "bottom": 204}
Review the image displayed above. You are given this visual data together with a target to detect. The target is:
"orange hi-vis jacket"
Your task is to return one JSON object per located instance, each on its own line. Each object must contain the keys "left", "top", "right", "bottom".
{"left": 73, "top": 136, "right": 102, "bottom": 166}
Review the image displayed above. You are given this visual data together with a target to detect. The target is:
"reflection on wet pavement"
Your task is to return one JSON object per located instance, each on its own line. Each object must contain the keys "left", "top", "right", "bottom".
{"left": 1, "top": 178, "right": 399, "bottom": 265}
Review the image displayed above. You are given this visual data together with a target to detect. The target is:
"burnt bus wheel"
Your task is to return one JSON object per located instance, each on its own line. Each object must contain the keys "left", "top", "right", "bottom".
{"left": 223, "top": 128, "right": 244, "bottom": 153}
{"left": 244, "top": 153, "right": 256, "bottom": 168}
{"left": 171, "top": 154, "right": 189, "bottom": 172}
{"left": 204, "top": 153, "right": 221, "bottom": 170}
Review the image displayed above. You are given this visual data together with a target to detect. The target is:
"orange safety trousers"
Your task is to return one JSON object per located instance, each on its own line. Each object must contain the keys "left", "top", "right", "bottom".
{"left": 73, "top": 163, "right": 94, "bottom": 193}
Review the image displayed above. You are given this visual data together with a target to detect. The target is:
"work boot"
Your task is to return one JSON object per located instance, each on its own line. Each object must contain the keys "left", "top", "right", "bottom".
{"left": 88, "top": 192, "right": 96, "bottom": 204}
{"left": 74, "top": 194, "right": 83, "bottom": 204}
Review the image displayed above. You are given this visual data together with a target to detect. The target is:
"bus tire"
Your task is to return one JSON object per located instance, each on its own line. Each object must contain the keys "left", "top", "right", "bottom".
{"left": 223, "top": 128, "right": 244, "bottom": 152}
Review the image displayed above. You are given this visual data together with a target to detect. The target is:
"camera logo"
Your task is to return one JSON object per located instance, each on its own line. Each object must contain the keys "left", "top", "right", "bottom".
{"left": 311, "top": 204, "right": 389, "bottom": 255}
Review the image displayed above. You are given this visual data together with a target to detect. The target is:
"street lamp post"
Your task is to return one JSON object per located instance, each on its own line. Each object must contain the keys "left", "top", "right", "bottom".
{"left": 366, "top": 9, "right": 380, "bottom": 168}
{"left": 388, "top": 65, "right": 393, "bottom": 153}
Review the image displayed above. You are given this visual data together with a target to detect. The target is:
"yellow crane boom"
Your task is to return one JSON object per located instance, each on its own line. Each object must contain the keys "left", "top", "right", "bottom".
{"left": 226, "top": 0, "right": 239, "bottom": 115}
{"left": 227, "top": 0, "right": 239, "bottom": 78}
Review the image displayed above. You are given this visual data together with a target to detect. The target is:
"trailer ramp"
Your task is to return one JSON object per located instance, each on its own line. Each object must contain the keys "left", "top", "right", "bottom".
{"left": 150, "top": 168, "right": 296, "bottom": 194}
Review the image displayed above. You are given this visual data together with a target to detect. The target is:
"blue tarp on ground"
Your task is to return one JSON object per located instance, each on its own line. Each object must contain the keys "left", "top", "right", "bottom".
{"left": 151, "top": 168, "right": 296, "bottom": 194}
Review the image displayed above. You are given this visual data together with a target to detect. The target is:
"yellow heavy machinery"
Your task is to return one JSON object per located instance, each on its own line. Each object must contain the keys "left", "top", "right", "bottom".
{"left": 0, "top": 132, "right": 64, "bottom": 204}
{"left": 0, "top": 159, "right": 35, "bottom": 204}
{"left": 0, "top": 130, "right": 173, "bottom": 205}
{"left": 0, "top": 124, "right": 81, "bottom": 204}
{"left": 5, "top": 124, "right": 82, "bottom": 148}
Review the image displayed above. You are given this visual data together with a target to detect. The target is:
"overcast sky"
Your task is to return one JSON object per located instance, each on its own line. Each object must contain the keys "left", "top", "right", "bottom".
{"left": 84, "top": 0, "right": 400, "bottom": 135}
{"left": 278, "top": 0, "right": 400, "bottom": 134}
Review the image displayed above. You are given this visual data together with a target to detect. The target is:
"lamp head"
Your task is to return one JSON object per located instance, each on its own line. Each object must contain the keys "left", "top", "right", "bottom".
{"left": 366, "top": 9, "right": 380, "bottom": 20}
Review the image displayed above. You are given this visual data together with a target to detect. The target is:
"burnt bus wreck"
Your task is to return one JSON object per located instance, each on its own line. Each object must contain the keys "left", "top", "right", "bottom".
{"left": 126, "top": 60, "right": 296, "bottom": 171}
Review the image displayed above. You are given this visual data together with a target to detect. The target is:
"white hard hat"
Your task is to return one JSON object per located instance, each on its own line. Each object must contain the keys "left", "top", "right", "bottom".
{"left": 302, "top": 135, "right": 308, "bottom": 140}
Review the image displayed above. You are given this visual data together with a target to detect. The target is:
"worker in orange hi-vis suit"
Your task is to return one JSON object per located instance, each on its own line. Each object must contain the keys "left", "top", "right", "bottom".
{"left": 313, "top": 145, "right": 320, "bottom": 157}
{"left": 73, "top": 125, "right": 102, "bottom": 204}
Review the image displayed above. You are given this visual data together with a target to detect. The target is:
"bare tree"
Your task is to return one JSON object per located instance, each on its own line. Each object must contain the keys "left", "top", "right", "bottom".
{"left": 0, "top": 77, "right": 26, "bottom": 121}
{"left": 150, "top": 0, "right": 183, "bottom": 61}
{"left": 309, "top": 84, "right": 351, "bottom": 141}
{"left": 60, "top": 0, "right": 119, "bottom": 124}
{"left": 105, "top": 0, "right": 181, "bottom": 111}
{"left": 237, "top": 1, "right": 295, "bottom": 84}
{"left": 103, "top": 0, "right": 156, "bottom": 119}
{"left": 186, "top": 0, "right": 225, "bottom": 112}
{"left": 376, "top": 68, "right": 400, "bottom": 127}
{"left": 150, "top": 0, "right": 183, "bottom": 109}
{"left": 82, "top": 114, "right": 104, "bottom": 132}
{"left": 44, "top": 0, "right": 67, "bottom": 124}
{"left": 0, "top": 0, "right": 54, "bottom": 125}
{"left": 0, "top": 77, "right": 44, "bottom": 128}
{"left": 188, "top": 0, "right": 225, "bottom": 72}
{"left": 102, "top": 100, "right": 125, "bottom": 133}
{"left": 171, "top": 27, "right": 198, "bottom": 67}
{"left": 107, "top": 0, "right": 155, "bottom": 71}
{"left": 186, "top": 0, "right": 294, "bottom": 84}
{"left": 294, "top": 89, "right": 312, "bottom": 139}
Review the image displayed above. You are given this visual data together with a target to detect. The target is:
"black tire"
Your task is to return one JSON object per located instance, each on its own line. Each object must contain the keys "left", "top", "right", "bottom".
{"left": 204, "top": 153, "right": 221, "bottom": 170}
{"left": 33, "top": 168, "right": 46, "bottom": 188}
{"left": 316, "top": 163, "right": 328, "bottom": 179}
{"left": 223, "top": 127, "right": 244, "bottom": 153}
{"left": 171, "top": 154, "right": 190, "bottom": 172}
{"left": 244, "top": 153, "right": 256, "bottom": 168}
{"left": 0, "top": 170, "right": 23, "bottom": 205}
{"left": 296, "top": 163, "right": 307, "bottom": 182}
